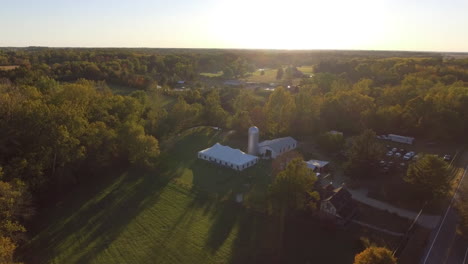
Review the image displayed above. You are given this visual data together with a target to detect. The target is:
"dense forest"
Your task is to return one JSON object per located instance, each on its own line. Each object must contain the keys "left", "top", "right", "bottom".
{"left": 1, "top": 48, "right": 468, "bottom": 262}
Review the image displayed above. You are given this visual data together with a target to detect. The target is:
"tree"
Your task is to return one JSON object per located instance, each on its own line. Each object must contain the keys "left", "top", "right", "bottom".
{"left": 269, "top": 158, "right": 320, "bottom": 215}
{"left": 404, "top": 154, "right": 450, "bottom": 199}
{"left": 276, "top": 67, "right": 284, "bottom": 80}
{"left": 203, "top": 89, "right": 228, "bottom": 127}
{"left": 345, "top": 129, "right": 385, "bottom": 179}
{"left": 317, "top": 132, "right": 345, "bottom": 154}
{"left": 353, "top": 247, "right": 397, "bottom": 264}
{"left": 268, "top": 158, "right": 319, "bottom": 261}
{"left": 0, "top": 236, "right": 17, "bottom": 264}
{"left": 263, "top": 87, "right": 295, "bottom": 136}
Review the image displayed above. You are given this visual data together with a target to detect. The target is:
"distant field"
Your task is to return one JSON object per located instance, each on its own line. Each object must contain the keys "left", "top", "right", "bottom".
{"left": 297, "top": 65, "right": 314, "bottom": 76}
{"left": 200, "top": 71, "right": 223, "bottom": 78}
{"left": 242, "top": 69, "right": 278, "bottom": 83}
{"left": 0, "top": 65, "right": 20, "bottom": 71}
{"left": 109, "top": 84, "right": 176, "bottom": 109}
{"left": 23, "top": 127, "right": 391, "bottom": 264}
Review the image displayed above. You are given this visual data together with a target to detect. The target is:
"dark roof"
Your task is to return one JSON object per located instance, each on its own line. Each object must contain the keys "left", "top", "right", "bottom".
{"left": 323, "top": 186, "right": 355, "bottom": 219}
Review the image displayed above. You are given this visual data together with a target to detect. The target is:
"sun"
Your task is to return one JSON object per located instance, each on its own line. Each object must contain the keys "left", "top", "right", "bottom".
{"left": 208, "top": 0, "right": 389, "bottom": 50}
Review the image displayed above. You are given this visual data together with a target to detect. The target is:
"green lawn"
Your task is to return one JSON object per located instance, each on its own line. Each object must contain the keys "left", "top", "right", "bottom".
{"left": 23, "top": 127, "right": 376, "bottom": 264}
{"left": 200, "top": 71, "right": 223, "bottom": 78}
{"left": 243, "top": 69, "right": 278, "bottom": 83}
{"left": 297, "top": 66, "right": 314, "bottom": 76}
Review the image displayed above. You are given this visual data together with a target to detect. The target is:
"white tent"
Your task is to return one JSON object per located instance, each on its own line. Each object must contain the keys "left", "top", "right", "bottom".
{"left": 198, "top": 143, "right": 259, "bottom": 171}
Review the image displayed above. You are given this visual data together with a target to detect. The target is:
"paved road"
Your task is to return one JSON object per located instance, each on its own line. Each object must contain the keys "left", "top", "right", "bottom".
{"left": 349, "top": 188, "right": 440, "bottom": 229}
{"left": 421, "top": 165, "right": 468, "bottom": 264}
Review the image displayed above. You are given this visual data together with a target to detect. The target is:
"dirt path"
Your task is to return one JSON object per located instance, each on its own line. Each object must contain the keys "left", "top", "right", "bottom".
{"left": 349, "top": 188, "right": 441, "bottom": 229}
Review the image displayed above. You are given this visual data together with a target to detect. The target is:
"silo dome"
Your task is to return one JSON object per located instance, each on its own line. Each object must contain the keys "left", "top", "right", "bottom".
{"left": 248, "top": 126, "right": 259, "bottom": 155}
{"left": 249, "top": 126, "right": 259, "bottom": 134}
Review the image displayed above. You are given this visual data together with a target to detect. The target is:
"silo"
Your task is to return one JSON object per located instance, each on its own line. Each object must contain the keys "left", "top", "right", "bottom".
{"left": 248, "top": 126, "right": 259, "bottom": 155}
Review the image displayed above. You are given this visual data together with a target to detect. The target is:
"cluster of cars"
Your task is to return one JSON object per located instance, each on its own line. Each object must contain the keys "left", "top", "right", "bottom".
{"left": 385, "top": 147, "right": 417, "bottom": 161}
{"left": 381, "top": 146, "right": 418, "bottom": 173}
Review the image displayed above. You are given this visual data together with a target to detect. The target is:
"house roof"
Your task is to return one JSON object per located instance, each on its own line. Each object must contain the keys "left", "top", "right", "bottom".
{"left": 306, "top": 159, "right": 329, "bottom": 170}
{"left": 323, "top": 186, "right": 355, "bottom": 218}
{"left": 198, "top": 143, "right": 257, "bottom": 166}
{"left": 259, "top": 137, "right": 297, "bottom": 154}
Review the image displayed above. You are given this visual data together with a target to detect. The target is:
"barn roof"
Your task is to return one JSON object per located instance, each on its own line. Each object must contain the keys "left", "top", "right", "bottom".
{"left": 259, "top": 137, "right": 297, "bottom": 153}
{"left": 198, "top": 143, "right": 257, "bottom": 166}
{"left": 306, "top": 160, "right": 329, "bottom": 170}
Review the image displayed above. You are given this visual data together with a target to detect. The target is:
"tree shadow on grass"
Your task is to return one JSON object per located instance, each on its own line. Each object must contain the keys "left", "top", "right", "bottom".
{"left": 22, "top": 166, "right": 172, "bottom": 264}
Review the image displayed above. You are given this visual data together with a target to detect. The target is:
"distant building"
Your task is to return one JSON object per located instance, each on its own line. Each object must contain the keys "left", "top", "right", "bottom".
{"left": 258, "top": 137, "right": 297, "bottom": 159}
{"left": 329, "top": 130, "right": 343, "bottom": 136}
{"left": 198, "top": 143, "right": 258, "bottom": 171}
{"left": 320, "top": 184, "right": 356, "bottom": 223}
{"left": 305, "top": 159, "right": 330, "bottom": 173}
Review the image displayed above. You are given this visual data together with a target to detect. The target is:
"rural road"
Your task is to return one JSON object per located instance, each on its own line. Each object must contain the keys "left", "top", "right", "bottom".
{"left": 421, "top": 164, "right": 468, "bottom": 264}
{"left": 349, "top": 188, "right": 440, "bottom": 229}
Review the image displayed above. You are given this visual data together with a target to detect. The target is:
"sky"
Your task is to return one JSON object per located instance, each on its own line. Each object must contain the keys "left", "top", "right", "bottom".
{"left": 0, "top": 0, "right": 467, "bottom": 52}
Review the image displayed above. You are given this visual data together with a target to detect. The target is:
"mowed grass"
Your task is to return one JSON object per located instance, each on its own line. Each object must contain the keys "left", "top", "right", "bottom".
{"left": 200, "top": 71, "right": 223, "bottom": 78}
{"left": 297, "top": 66, "right": 314, "bottom": 76}
{"left": 0, "top": 65, "right": 20, "bottom": 71}
{"left": 23, "top": 127, "right": 367, "bottom": 264}
{"left": 243, "top": 69, "right": 278, "bottom": 83}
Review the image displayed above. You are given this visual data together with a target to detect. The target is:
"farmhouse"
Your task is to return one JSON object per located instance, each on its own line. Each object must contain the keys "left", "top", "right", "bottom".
{"left": 305, "top": 159, "right": 330, "bottom": 173}
{"left": 258, "top": 137, "right": 297, "bottom": 159}
{"left": 320, "top": 184, "right": 356, "bottom": 223}
{"left": 198, "top": 143, "right": 259, "bottom": 171}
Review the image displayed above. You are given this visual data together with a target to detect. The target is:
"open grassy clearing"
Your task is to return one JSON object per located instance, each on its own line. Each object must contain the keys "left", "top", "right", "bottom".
{"left": 297, "top": 65, "right": 314, "bottom": 76}
{"left": 108, "top": 84, "right": 176, "bottom": 109}
{"left": 23, "top": 127, "right": 396, "bottom": 264}
{"left": 200, "top": 71, "right": 223, "bottom": 78}
{"left": 0, "top": 65, "right": 20, "bottom": 71}
{"left": 242, "top": 69, "right": 278, "bottom": 83}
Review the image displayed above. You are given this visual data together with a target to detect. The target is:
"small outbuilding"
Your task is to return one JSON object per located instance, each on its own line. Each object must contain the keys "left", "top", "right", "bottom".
{"left": 320, "top": 184, "right": 356, "bottom": 223}
{"left": 305, "top": 159, "right": 330, "bottom": 173}
{"left": 198, "top": 143, "right": 259, "bottom": 171}
{"left": 258, "top": 137, "right": 297, "bottom": 159}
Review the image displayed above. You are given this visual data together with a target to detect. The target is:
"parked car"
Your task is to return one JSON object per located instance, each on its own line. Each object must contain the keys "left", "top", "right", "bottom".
{"left": 403, "top": 154, "right": 411, "bottom": 161}
{"left": 387, "top": 161, "right": 395, "bottom": 167}
{"left": 395, "top": 152, "right": 402, "bottom": 158}
{"left": 379, "top": 160, "right": 386, "bottom": 167}
{"left": 392, "top": 147, "right": 398, "bottom": 152}
{"left": 386, "top": 151, "right": 394, "bottom": 157}
{"left": 399, "top": 148, "right": 405, "bottom": 153}
{"left": 443, "top": 155, "right": 452, "bottom": 161}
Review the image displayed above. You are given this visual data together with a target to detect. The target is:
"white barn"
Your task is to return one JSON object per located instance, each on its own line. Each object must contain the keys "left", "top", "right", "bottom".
{"left": 198, "top": 143, "right": 259, "bottom": 171}
{"left": 258, "top": 137, "right": 297, "bottom": 159}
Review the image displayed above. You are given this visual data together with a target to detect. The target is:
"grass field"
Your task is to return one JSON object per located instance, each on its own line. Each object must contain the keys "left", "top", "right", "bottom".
{"left": 297, "top": 66, "right": 314, "bottom": 76}
{"left": 200, "top": 71, "right": 223, "bottom": 78}
{"left": 108, "top": 84, "right": 176, "bottom": 109}
{"left": 0, "top": 65, "right": 20, "bottom": 71}
{"left": 23, "top": 127, "right": 389, "bottom": 264}
{"left": 243, "top": 69, "right": 278, "bottom": 83}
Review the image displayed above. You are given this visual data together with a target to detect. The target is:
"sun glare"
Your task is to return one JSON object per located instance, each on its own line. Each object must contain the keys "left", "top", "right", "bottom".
{"left": 210, "top": 0, "right": 388, "bottom": 50}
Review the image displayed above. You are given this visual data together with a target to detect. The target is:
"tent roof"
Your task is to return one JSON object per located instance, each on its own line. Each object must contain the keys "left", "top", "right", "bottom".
{"left": 199, "top": 143, "right": 257, "bottom": 166}
{"left": 259, "top": 137, "right": 297, "bottom": 153}
{"left": 306, "top": 159, "right": 329, "bottom": 170}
